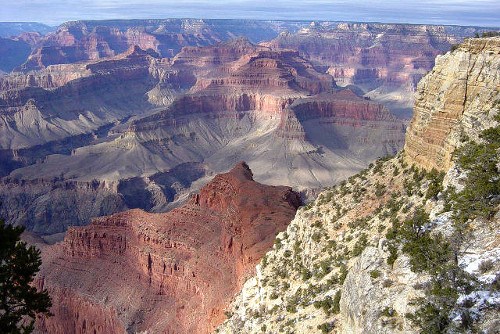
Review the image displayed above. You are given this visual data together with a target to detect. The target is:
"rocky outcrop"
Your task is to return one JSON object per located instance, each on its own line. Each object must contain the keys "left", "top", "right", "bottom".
{"left": 217, "top": 37, "right": 499, "bottom": 334}
{"left": 404, "top": 37, "right": 500, "bottom": 171}
{"left": 37, "top": 163, "right": 300, "bottom": 334}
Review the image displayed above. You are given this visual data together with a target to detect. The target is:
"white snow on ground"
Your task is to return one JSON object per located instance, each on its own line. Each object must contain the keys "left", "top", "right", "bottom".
{"left": 459, "top": 248, "right": 500, "bottom": 280}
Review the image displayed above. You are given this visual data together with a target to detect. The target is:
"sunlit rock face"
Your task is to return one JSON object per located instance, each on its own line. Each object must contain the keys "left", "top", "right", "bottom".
{"left": 404, "top": 37, "right": 500, "bottom": 171}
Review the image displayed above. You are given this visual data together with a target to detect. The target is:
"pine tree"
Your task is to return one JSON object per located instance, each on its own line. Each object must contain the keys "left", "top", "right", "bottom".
{"left": 0, "top": 219, "right": 52, "bottom": 333}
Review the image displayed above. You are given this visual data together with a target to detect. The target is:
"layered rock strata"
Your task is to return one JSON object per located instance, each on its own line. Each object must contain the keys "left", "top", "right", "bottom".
{"left": 1, "top": 39, "right": 405, "bottom": 234}
{"left": 217, "top": 37, "right": 500, "bottom": 334}
{"left": 20, "top": 19, "right": 305, "bottom": 71}
{"left": 266, "top": 22, "right": 484, "bottom": 117}
{"left": 404, "top": 37, "right": 500, "bottom": 170}
{"left": 37, "top": 162, "right": 301, "bottom": 333}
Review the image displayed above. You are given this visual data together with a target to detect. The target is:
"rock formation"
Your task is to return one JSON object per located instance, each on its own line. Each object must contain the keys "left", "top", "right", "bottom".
{"left": 266, "top": 22, "right": 483, "bottom": 117}
{"left": 404, "top": 37, "right": 500, "bottom": 171}
{"left": 36, "top": 162, "right": 301, "bottom": 333}
{"left": 217, "top": 37, "right": 499, "bottom": 334}
{"left": 1, "top": 38, "right": 405, "bottom": 234}
{"left": 19, "top": 19, "right": 305, "bottom": 71}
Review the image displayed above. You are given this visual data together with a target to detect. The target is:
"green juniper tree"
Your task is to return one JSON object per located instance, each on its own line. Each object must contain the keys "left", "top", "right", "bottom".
{"left": 0, "top": 219, "right": 52, "bottom": 333}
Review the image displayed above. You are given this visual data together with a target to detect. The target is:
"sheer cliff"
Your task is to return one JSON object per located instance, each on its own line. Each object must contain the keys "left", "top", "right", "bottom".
{"left": 404, "top": 37, "right": 500, "bottom": 171}
{"left": 218, "top": 37, "right": 499, "bottom": 334}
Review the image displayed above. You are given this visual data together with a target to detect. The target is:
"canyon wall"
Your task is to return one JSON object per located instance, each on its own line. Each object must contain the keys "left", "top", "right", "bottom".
{"left": 37, "top": 162, "right": 300, "bottom": 333}
{"left": 266, "top": 22, "right": 484, "bottom": 117}
{"left": 404, "top": 37, "right": 500, "bottom": 170}
{"left": 217, "top": 36, "right": 500, "bottom": 334}
{"left": 19, "top": 19, "right": 305, "bottom": 71}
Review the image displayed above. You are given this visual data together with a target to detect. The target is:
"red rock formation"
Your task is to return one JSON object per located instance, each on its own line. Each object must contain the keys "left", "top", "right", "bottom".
{"left": 268, "top": 22, "right": 473, "bottom": 90}
{"left": 18, "top": 19, "right": 301, "bottom": 71}
{"left": 37, "top": 162, "right": 301, "bottom": 333}
{"left": 131, "top": 43, "right": 336, "bottom": 131}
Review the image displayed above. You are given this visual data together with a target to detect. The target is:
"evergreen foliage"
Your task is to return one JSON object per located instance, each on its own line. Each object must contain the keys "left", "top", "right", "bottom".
{"left": 0, "top": 220, "right": 52, "bottom": 333}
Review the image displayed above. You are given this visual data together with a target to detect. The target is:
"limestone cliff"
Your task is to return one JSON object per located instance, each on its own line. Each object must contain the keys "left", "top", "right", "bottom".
{"left": 217, "top": 37, "right": 499, "bottom": 334}
{"left": 404, "top": 37, "right": 500, "bottom": 171}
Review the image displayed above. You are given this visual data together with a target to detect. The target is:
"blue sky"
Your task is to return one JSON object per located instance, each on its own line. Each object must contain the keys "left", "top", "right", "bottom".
{"left": 2, "top": 0, "right": 499, "bottom": 27}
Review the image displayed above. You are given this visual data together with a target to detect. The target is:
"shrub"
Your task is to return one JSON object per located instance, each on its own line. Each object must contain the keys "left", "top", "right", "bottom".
{"left": 370, "top": 270, "right": 381, "bottom": 279}
{"left": 339, "top": 265, "right": 348, "bottom": 284}
{"left": 317, "top": 322, "right": 334, "bottom": 333}
{"left": 387, "top": 244, "right": 398, "bottom": 266}
{"left": 375, "top": 182, "right": 386, "bottom": 197}
{"left": 352, "top": 233, "right": 368, "bottom": 257}
{"left": 425, "top": 169, "right": 445, "bottom": 200}
{"left": 301, "top": 268, "right": 312, "bottom": 281}
{"left": 312, "top": 232, "right": 322, "bottom": 242}
{"left": 381, "top": 306, "right": 397, "bottom": 317}
{"left": 452, "top": 117, "right": 500, "bottom": 222}
{"left": 478, "top": 259, "right": 494, "bottom": 273}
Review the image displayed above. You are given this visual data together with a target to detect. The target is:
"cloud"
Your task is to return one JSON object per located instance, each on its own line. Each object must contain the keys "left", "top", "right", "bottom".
{"left": 2, "top": 0, "right": 499, "bottom": 27}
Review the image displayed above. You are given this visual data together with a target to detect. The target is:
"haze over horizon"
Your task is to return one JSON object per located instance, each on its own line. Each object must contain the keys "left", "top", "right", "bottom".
{"left": 1, "top": 0, "right": 499, "bottom": 27}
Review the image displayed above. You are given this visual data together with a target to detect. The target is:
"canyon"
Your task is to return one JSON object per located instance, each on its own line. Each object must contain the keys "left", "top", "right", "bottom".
{"left": 0, "top": 18, "right": 496, "bottom": 334}
{"left": 35, "top": 162, "right": 301, "bottom": 333}
{"left": 1, "top": 32, "right": 409, "bottom": 235}
{"left": 31, "top": 36, "right": 500, "bottom": 334}
{"left": 218, "top": 36, "right": 500, "bottom": 334}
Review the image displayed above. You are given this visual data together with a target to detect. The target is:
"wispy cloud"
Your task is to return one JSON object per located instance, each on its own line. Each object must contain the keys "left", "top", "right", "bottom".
{"left": 2, "top": 1, "right": 499, "bottom": 27}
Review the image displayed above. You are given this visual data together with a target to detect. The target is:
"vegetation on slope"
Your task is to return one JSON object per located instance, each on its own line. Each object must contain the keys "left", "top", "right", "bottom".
{"left": 218, "top": 110, "right": 499, "bottom": 334}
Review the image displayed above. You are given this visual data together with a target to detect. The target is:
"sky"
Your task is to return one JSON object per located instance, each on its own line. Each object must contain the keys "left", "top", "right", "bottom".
{"left": 1, "top": 0, "right": 499, "bottom": 27}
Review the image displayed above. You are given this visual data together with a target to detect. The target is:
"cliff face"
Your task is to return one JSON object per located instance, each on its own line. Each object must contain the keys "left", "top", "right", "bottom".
{"left": 404, "top": 37, "right": 500, "bottom": 171}
{"left": 217, "top": 37, "right": 500, "bottom": 334}
{"left": 266, "top": 22, "right": 482, "bottom": 117}
{"left": 37, "top": 162, "right": 301, "bottom": 334}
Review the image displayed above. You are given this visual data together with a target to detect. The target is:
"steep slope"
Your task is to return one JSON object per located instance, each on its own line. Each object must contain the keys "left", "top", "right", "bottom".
{"left": 218, "top": 37, "right": 499, "bottom": 334}
{"left": 266, "top": 22, "right": 484, "bottom": 117}
{"left": 36, "top": 162, "right": 301, "bottom": 334}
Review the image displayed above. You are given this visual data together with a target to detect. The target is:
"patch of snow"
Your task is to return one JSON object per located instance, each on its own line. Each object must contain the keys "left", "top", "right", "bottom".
{"left": 429, "top": 211, "right": 452, "bottom": 227}
{"left": 457, "top": 290, "right": 500, "bottom": 309}
{"left": 443, "top": 166, "right": 466, "bottom": 192}
{"left": 459, "top": 248, "right": 500, "bottom": 275}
